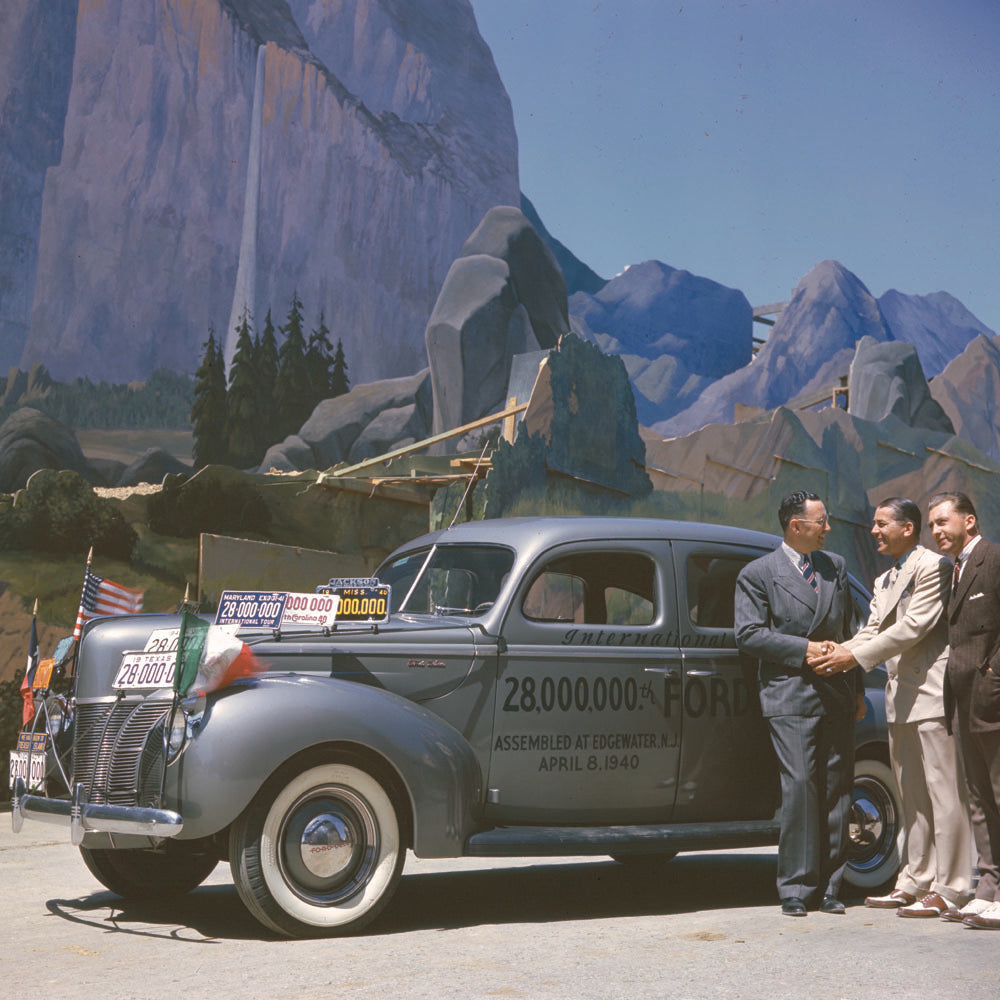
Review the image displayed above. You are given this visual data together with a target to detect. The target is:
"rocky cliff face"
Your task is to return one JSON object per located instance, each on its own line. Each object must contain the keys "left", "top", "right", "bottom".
{"left": 425, "top": 205, "right": 566, "bottom": 440}
{"left": 931, "top": 334, "right": 1000, "bottom": 463}
{"left": 0, "top": 0, "right": 76, "bottom": 373}
{"left": 9, "top": 0, "right": 518, "bottom": 385}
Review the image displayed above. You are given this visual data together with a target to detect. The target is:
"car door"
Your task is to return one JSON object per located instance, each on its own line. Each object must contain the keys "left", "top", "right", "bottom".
{"left": 668, "top": 539, "right": 778, "bottom": 822}
{"left": 485, "top": 540, "right": 682, "bottom": 825}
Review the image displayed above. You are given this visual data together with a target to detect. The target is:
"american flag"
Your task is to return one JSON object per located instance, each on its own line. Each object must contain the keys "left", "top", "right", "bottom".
{"left": 73, "top": 568, "right": 145, "bottom": 639}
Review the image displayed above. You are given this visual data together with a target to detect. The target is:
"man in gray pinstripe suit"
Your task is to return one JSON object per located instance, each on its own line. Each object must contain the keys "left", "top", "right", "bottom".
{"left": 735, "top": 490, "right": 864, "bottom": 917}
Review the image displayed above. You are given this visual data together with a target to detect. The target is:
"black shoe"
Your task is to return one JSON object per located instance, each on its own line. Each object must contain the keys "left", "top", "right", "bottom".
{"left": 819, "top": 895, "right": 845, "bottom": 914}
{"left": 781, "top": 897, "right": 808, "bottom": 917}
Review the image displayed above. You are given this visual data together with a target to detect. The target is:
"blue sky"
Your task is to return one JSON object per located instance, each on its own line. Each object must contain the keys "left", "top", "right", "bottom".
{"left": 470, "top": 0, "right": 999, "bottom": 329}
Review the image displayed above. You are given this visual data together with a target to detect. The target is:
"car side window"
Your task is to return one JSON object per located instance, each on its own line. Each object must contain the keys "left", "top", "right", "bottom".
{"left": 522, "top": 551, "right": 656, "bottom": 626}
{"left": 685, "top": 554, "right": 753, "bottom": 629}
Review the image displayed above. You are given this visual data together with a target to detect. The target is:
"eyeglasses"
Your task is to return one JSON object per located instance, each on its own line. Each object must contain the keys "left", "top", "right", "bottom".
{"left": 793, "top": 517, "right": 829, "bottom": 526}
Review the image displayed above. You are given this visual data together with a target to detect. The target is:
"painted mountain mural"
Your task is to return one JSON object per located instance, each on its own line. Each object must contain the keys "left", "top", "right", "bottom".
{"left": 1, "top": 0, "right": 518, "bottom": 385}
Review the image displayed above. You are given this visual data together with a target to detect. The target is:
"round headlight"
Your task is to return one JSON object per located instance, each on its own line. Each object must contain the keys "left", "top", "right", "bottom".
{"left": 166, "top": 712, "right": 189, "bottom": 761}
{"left": 165, "top": 696, "right": 204, "bottom": 763}
{"left": 45, "top": 695, "right": 68, "bottom": 738}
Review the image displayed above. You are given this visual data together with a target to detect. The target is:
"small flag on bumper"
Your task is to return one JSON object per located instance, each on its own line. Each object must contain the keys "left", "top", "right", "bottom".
{"left": 173, "top": 611, "right": 266, "bottom": 697}
{"left": 20, "top": 611, "right": 39, "bottom": 727}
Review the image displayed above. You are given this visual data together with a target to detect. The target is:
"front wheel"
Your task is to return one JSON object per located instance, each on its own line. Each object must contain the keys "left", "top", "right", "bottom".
{"left": 844, "top": 757, "right": 903, "bottom": 890}
{"left": 229, "top": 758, "right": 405, "bottom": 938}
{"left": 80, "top": 841, "right": 218, "bottom": 899}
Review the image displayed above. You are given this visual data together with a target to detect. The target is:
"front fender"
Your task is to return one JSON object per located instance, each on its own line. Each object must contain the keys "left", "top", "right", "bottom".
{"left": 173, "top": 674, "right": 482, "bottom": 856}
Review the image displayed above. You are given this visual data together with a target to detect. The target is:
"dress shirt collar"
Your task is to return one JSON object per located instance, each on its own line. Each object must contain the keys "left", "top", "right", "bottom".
{"left": 781, "top": 541, "right": 810, "bottom": 571}
{"left": 958, "top": 534, "right": 982, "bottom": 565}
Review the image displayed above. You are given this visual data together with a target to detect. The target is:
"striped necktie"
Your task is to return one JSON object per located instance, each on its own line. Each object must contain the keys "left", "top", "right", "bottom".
{"left": 802, "top": 555, "right": 818, "bottom": 592}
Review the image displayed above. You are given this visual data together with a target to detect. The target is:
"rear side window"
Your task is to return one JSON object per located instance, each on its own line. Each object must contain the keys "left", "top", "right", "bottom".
{"left": 685, "top": 554, "right": 752, "bottom": 629}
{"left": 522, "top": 551, "right": 656, "bottom": 626}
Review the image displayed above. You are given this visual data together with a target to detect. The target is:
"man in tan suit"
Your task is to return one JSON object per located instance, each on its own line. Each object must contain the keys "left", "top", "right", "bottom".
{"left": 810, "top": 497, "right": 971, "bottom": 916}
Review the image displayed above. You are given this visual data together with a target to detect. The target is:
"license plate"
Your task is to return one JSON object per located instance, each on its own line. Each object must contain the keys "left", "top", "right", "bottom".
{"left": 32, "top": 658, "right": 55, "bottom": 689}
{"left": 215, "top": 591, "right": 287, "bottom": 628}
{"left": 112, "top": 651, "right": 177, "bottom": 690}
{"left": 9, "top": 732, "right": 48, "bottom": 790}
{"left": 316, "top": 584, "right": 391, "bottom": 624}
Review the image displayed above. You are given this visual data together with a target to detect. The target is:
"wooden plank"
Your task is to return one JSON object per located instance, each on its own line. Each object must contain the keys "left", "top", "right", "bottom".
{"left": 319, "top": 401, "right": 528, "bottom": 480}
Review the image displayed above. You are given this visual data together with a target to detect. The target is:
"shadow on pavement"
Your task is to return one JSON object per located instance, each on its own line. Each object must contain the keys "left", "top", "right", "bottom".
{"left": 42, "top": 850, "right": 831, "bottom": 942}
{"left": 380, "top": 853, "right": 786, "bottom": 933}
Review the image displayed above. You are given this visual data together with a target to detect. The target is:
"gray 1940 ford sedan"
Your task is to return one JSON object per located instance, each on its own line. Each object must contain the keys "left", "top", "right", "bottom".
{"left": 10, "top": 516, "right": 901, "bottom": 937}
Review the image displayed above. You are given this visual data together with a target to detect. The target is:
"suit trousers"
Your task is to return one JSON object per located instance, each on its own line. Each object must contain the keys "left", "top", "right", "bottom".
{"left": 768, "top": 711, "right": 854, "bottom": 900}
{"left": 954, "top": 721, "right": 1000, "bottom": 902}
{"left": 889, "top": 718, "right": 972, "bottom": 903}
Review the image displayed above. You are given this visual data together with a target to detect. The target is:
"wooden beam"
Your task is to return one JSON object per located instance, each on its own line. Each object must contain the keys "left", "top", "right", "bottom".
{"left": 319, "top": 401, "right": 528, "bottom": 481}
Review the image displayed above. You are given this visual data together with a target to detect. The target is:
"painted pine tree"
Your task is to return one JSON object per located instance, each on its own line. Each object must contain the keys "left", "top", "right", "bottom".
{"left": 331, "top": 338, "right": 350, "bottom": 397}
{"left": 191, "top": 328, "right": 229, "bottom": 467}
{"left": 274, "top": 292, "right": 312, "bottom": 439}
{"left": 254, "top": 309, "right": 279, "bottom": 457}
{"left": 226, "top": 310, "right": 262, "bottom": 468}
{"left": 306, "top": 310, "right": 334, "bottom": 407}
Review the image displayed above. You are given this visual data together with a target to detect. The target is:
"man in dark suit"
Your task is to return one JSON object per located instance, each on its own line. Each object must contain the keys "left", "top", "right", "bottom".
{"left": 927, "top": 491, "right": 1000, "bottom": 929}
{"left": 735, "top": 490, "right": 864, "bottom": 916}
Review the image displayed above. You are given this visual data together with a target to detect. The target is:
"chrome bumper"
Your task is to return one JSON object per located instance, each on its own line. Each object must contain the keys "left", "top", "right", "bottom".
{"left": 11, "top": 777, "right": 184, "bottom": 845}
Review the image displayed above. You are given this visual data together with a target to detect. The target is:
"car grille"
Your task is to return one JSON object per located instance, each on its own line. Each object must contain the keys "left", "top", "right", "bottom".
{"left": 73, "top": 700, "right": 170, "bottom": 807}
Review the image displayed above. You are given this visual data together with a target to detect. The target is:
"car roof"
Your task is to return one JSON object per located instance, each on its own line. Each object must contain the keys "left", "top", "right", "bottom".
{"left": 386, "top": 515, "right": 780, "bottom": 564}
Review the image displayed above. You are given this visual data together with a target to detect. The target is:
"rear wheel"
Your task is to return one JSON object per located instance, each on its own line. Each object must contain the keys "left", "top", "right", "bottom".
{"left": 80, "top": 842, "right": 218, "bottom": 898}
{"left": 229, "top": 758, "right": 404, "bottom": 938}
{"left": 845, "top": 757, "right": 903, "bottom": 890}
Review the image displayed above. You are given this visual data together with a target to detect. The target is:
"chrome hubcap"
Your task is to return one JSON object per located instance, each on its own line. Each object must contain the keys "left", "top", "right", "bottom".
{"left": 849, "top": 775, "right": 897, "bottom": 872}
{"left": 278, "top": 785, "right": 379, "bottom": 904}
{"left": 299, "top": 813, "right": 355, "bottom": 879}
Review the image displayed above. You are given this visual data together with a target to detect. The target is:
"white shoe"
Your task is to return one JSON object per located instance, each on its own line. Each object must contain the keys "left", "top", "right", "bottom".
{"left": 960, "top": 898, "right": 994, "bottom": 915}
{"left": 942, "top": 897, "right": 992, "bottom": 922}
{"left": 962, "top": 900, "right": 1000, "bottom": 929}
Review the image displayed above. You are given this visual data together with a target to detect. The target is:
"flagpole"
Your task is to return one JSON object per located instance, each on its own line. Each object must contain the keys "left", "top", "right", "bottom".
{"left": 21, "top": 597, "right": 40, "bottom": 728}
{"left": 73, "top": 547, "right": 95, "bottom": 641}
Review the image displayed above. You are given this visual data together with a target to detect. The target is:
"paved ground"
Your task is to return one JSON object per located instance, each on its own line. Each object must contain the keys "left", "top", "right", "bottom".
{"left": 2, "top": 814, "right": 997, "bottom": 1000}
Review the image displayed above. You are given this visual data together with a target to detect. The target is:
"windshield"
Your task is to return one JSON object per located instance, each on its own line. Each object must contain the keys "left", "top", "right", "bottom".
{"left": 378, "top": 544, "right": 515, "bottom": 617}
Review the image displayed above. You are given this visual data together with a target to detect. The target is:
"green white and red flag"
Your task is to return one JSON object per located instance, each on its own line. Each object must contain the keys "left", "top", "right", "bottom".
{"left": 173, "top": 611, "right": 266, "bottom": 697}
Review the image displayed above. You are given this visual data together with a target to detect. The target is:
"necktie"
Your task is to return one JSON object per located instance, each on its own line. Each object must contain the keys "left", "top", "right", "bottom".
{"left": 802, "top": 556, "right": 818, "bottom": 592}
{"left": 888, "top": 560, "right": 900, "bottom": 587}
{"left": 952, "top": 557, "right": 961, "bottom": 595}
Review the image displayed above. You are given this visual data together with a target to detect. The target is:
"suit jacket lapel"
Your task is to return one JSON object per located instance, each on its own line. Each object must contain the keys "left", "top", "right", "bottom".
{"left": 773, "top": 551, "right": 818, "bottom": 617}
{"left": 879, "top": 556, "right": 916, "bottom": 621}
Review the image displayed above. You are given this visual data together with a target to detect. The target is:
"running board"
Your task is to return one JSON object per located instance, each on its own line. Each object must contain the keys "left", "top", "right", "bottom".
{"left": 465, "top": 819, "right": 780, "bottom": 857}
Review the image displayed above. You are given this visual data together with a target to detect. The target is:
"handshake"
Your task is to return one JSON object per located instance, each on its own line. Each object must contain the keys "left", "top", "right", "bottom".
{"left": 806, "top": 640, "right": 858, "bottom": 676}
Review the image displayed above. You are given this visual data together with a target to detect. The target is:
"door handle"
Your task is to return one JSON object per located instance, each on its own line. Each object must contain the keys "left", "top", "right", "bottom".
{"left": 644, "top": 666, "right": 680, "bottom": 677}
{"left": 685, "top": 669, "right": 719, "bottom": 678}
